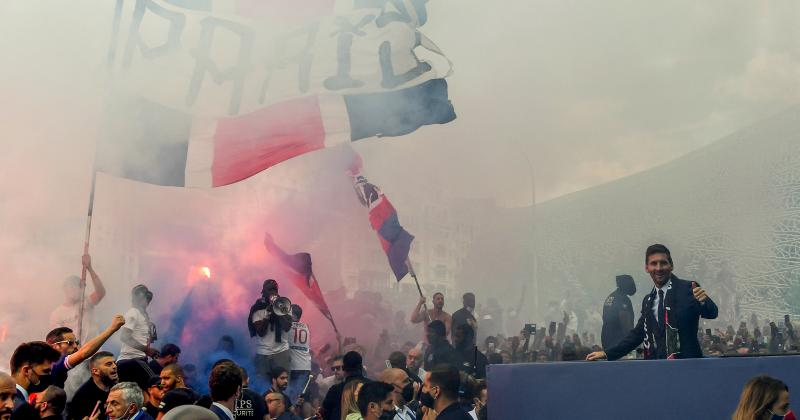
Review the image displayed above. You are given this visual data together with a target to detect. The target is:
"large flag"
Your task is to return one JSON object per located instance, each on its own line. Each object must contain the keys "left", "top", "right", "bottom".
{"left": 348, "top": 155, "right": 414, "bottom": 281}
{"left": 97, "top": 0, "right": 456, "bottom": 187}
{"left": 262, "top": 233, "right": 335, "bottom": 327}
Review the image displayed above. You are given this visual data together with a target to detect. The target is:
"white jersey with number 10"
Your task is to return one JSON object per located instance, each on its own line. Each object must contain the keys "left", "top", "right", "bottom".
{"left": 289, "top": 321, "right": 311, "bottom": 371}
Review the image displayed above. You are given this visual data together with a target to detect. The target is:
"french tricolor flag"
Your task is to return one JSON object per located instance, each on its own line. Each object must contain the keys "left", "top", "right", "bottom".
{"left": 96, "top": 79, "right": 455, "bottom": 187}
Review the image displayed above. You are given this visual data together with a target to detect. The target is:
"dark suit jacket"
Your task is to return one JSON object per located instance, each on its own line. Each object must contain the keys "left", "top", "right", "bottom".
{"left": 133, "top": 410, "right": 155, "bottom": 420}
{"left": 606, "top": 276, "right": 718, "bottom": 360}
{"left": 210, "top": 404, "right": 233, "bottom": 420}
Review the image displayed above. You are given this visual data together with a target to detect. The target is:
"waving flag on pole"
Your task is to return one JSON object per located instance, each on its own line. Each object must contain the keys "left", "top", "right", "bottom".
{"left": 348, "top": 154, "right": 414, "bottom": 281}
{"left": 98, "top": 0, "right": 456, "bottom": 187}
{"left": 262, "top": 233, "right": 337, "bottom": 330}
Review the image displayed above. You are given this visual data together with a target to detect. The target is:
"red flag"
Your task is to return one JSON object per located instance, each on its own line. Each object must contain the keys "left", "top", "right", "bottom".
{"left": 263, "top": 234, "right": 335, "bottom": 325}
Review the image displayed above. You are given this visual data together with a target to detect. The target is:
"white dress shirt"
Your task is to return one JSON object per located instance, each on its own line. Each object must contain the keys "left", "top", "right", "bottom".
{"left": 651, "top": 280, "right": 672, "bottom": 324}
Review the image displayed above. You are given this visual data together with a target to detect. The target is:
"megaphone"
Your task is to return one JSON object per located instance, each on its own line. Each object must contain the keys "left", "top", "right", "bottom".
{"left": 270, "top": 295, "right": 292, "bottom": 316}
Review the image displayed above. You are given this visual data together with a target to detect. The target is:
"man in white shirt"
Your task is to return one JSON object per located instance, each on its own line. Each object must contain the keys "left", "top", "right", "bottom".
{"left": 49, "top": 254, "right": 107, "bottom": 343}
{"left": 247, "top": 279, "right": 292, "bottom": 385}
{"left": 208, "top": 363, "right": 242, "bottom": 420}
{"left": 118, "top": 285, "right": 159, "bottom": 388}
{"left": 287, "top": 304, "right": 311, "bottom": 405}
{"left": 119, "top": 285, "right": 157, "bottom": 360}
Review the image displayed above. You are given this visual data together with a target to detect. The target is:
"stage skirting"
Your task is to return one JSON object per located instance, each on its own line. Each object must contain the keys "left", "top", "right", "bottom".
{"left": 487, "top": 355, "right": 800, "bottom": 419}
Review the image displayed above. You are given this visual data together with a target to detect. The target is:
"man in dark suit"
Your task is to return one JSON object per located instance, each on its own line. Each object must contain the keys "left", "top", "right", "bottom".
{"left": 587, "top": 244, "right": 718, "bottom": 361}
{"left": 208, "top": 363, "right": 242, "bottom": 420}
{"left": 601, "top": 274, "right": 637, "bottom": 350}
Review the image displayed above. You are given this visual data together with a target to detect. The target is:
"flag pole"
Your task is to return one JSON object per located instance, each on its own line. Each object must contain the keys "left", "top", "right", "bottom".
{"left": 405, "top": 258, "right": 432, "bottom": 324}
{"left": 77, "top": 171, "right": 98, "bottom": 342}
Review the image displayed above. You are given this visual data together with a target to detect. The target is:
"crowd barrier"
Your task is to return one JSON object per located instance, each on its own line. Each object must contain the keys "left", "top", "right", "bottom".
{"left": 487, "top": 355, "right": 800, "bottom": 419}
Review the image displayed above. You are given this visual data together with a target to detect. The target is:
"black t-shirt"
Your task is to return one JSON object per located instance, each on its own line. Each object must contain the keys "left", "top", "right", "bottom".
{"left": 159, "top": 387, "right": 202, "bottom": 415}
{"left": 148, "top": 360, "right": 164, "bottom": 376}
{"left": 67, "top": 379, "right": 110, "bottom": 420}
{"left": 145, "top": 402, "right": 160, "bottom": 418}
{"left": 436, "top": 402, "right": 473, "bottom": 420}
{"left": 424, "top": 341, "right": 459, "bottom": 371}
{"left": 235, "top": 387, "right": 267, "bottom": 420}
{"left": 451, "top": 308, "right": 476, "bottom": 344}
{"left": 601, "top": 289, "right": 634, "bottom": 350}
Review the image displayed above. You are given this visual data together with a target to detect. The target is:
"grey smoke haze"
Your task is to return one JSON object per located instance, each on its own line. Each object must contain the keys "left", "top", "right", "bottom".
{"left": 0, "top": 0, "right": 798, "bottom": 360}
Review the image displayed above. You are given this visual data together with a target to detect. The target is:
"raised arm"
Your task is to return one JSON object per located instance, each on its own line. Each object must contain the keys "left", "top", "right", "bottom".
{"left": 67, "top": 315, "right": 125, "bottom": 367}
{"left": 410, "top": 296, "right": 428, "bottom": 324}
{"left": 83, "top": 254, "right": 106, "bottom": 306}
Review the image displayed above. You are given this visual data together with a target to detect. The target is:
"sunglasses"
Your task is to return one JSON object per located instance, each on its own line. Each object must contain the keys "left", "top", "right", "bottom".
{"left": 54, "top": 339, "right": 80, "bottom": 346}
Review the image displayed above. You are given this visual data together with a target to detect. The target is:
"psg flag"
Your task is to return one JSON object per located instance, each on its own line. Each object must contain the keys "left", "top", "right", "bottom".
{"left": 263, "top": 234, "right": 335, "bottom": 325}
{"left": 349, "top": 158, "right": 414, "bottom": 281}
{"left": 97, "top": 0, "right": 456, "bottom": 188}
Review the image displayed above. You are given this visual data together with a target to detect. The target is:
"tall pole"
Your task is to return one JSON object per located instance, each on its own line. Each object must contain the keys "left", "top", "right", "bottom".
{"left": 406, "top": 258, "right": 432, "bottom": 323}
{"left": 77, "top": 171, "right": 98, "bottom": 342}
{"left": 520, "top": 148, "right": 538, "bottom": 323}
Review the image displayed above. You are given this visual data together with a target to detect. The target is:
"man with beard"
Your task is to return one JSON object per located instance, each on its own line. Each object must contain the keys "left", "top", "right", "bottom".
{"left": 411, "top": 293, "right": 451, "bottom": 338}
{"left": 450, "top": 294, "right": 477, "bottom": 347}
{"left": 423, "top": 321, "right": 458, "bottom": 371}
{"left": 452, "top": 325, "right": 487, "bottom": 380}
{"left": 68, "top": 351, "right": 119, "bottom": 420}
{"left": 159, "top": 364, "right": 189, "bottom": 394}
{"left": 356, "top": 381, "right": 395, "bottom": 420}
{"left": 10, "top": 341, "right": 61, "bottom": 420}
{"left": 105, "top": 382, "right": 153, "bottom": 420}
{"left": 157, "top": 363, "right": 201, "bottom": 418}
{"left": 34, "top": 386, "right": 67, "bottom": 419}
{"left": 587, "top": 244, "right": 719, "bottom": 361}
{"left": 268, "top": 367, "right": 292, "bottom": 410}
{"left": 419, "top": 365, "right": 472, "bottom": 420}
{"left": 0, "top": 372, "right": 15, "bottom": 420}
{"left": 45, "top": 315, "right": 126, "bottom": 389}
{"left": 378, "top": 369, "right": 418, "bottom": 420}
{"left": 248, "top": 280, "right": 293, "bottom": 385}
{"left": 601, "top": 274, "right": 637, "bottom": 351}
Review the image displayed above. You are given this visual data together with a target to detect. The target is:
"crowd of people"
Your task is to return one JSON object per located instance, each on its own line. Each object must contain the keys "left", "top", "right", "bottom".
{"left": 3, "top": 244, "right": 800, "bottom": 420}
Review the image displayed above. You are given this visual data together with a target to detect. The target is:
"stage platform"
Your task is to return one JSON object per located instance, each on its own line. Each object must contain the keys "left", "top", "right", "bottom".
{"left": 487, "top": 355, "right": 800, "bottom": 419}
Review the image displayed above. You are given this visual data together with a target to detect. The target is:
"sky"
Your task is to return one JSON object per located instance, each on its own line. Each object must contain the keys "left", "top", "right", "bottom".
{"left": 0, "top": 0, "right": 798, "bottom": 354}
